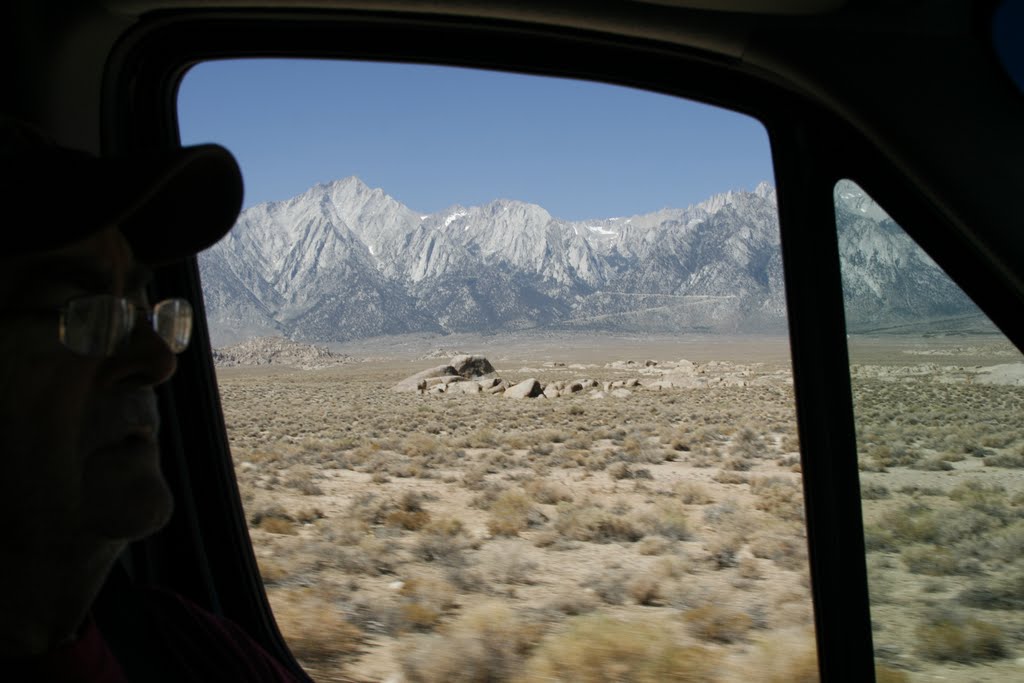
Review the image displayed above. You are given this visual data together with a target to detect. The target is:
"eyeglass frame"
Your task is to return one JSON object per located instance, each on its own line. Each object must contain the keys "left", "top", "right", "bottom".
{"left": 56, "top": 293, "right": 194, "bottom": 358}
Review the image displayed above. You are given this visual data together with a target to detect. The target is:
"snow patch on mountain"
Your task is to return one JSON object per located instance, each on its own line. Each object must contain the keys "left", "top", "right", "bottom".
{"left": 444, "top": 211, "right": 468, "bottom": 228}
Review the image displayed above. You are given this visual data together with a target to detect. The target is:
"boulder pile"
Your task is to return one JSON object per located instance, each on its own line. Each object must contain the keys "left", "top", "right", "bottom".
{"left": 213, "top": 337, "right": 351, "bottom": 369}
{"left": 393, "top": 354, "right": 498, "bottom": 393}
{"left": 394, "top": 355, "right": 790, "bottom": 398}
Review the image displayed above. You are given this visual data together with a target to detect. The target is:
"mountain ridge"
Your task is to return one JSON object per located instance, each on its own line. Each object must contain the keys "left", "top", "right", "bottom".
{"left": 199, "top": 178, "right": 978, "bottom": 346}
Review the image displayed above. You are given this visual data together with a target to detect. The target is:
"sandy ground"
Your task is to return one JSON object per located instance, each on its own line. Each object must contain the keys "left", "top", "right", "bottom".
{"left": 216, "top": 334, "right": 1024, "bottom": 682}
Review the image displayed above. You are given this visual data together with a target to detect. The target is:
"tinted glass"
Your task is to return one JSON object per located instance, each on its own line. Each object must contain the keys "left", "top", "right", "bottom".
{"left": 836, "top": 180, "right": 1024, "bottom": 682}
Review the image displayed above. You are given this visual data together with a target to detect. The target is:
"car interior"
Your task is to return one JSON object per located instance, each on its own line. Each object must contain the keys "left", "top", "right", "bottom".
{"left": 4, "top": 1, "right": 1022, "bottom": 681}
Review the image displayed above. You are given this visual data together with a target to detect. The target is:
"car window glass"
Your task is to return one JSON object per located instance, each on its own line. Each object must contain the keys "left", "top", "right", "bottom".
{"left": 835, "top": 179, "right": 1024, "bottom": 683}
{"left": 993, "top": 0, "right": 1024, "bottom": 93}
{"left": 179, "top": 59, "right": 817, "bottom": 681}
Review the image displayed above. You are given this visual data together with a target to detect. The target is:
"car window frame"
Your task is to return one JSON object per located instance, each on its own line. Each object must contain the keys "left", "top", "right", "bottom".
{"left": 99, "top": 10, "right": 1021, "bottom": 682}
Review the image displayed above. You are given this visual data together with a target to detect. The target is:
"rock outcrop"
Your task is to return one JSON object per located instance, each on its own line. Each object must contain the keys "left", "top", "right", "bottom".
{"left": 450, "top": 354, "right": 496, "bottom": 378}
{"left": 394, "top": 354, "right": 498, "bottom": 392}
{"left": 505, "top": 378, "right": 543, "bottom": 399}
{"left": 212, "top": 337, "right": 350, "bottom": 369}
{"left": 394, "top": 355, "right": 793, "bottom": 399}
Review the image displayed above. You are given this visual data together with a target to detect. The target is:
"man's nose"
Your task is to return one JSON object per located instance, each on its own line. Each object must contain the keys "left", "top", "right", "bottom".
{"left": 101, "top": 321, "right": 178, "bottom": 388}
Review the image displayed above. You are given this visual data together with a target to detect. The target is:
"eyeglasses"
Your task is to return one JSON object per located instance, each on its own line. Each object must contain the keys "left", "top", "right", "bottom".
{"left": 58, "top": 294, "right": 193, "bottom": 357}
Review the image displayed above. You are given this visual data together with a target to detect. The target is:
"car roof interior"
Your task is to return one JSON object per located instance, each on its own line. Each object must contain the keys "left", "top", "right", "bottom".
{"left": 4, "top": 1, "right": 1022, "bottom": 681}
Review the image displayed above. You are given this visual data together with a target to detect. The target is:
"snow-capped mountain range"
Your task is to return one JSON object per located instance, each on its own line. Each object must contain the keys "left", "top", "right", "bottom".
{"left": 198, "top": 177, "right": 979, "bottom": 345}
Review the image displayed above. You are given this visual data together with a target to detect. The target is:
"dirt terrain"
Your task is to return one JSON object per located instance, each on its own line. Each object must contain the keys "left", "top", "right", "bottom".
{"left": 216, "top": 334, "right": 1024, "bottom": 682}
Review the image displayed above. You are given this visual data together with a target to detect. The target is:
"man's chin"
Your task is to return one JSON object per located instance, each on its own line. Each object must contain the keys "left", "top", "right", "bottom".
{"left": 84, "top": 474, "right": 175, "bottom": 541}
{"left": 82, "top": 438, "right": 176, "bottom": 540}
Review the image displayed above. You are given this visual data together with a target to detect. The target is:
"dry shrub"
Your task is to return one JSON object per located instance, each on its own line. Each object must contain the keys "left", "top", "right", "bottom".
{"left": 256, "top": 556, "right": 289, "bottom": 584}
{"left": 404, "top": 432, "right": 440, "bottom": 457}
{"left": 627, "top": 572, "right": 663, "bottom": 605}
{"left": 722, "top": 455, "right": 753, "bottom": 472}
{"left": 901, "top": 545, "right": 973, "bottom": 576}
{"left": 910, "top": 457, "right": 954, "bottom": 472}
{"left": 294, "top": 507, "right": 323, "bottom": 524}
{"left": 674, "top": 481, "right": 714, "bottom": 505}
{"left": 584, "top": 567, "right": 631, "bottom": 605}
{"left": 731, "top": 427, "right": 766, "bottom": 459}
{"left": 958, "top": 569, "right": 1024, "bottom": 610}
{"left": 400, "top": 602, "right": 443, "bottom": 632}
{"left": 487, "top": 489, "right": 537, "bottom": 536}
{"left": 642, "top": 500, "right": 691, "bottom": 540}
{"left": 355, "top": 536, "right": 397, "bottom": 575}
{"left": 637, "top": 535, "right": 673, "bottom": 556}
{"left": 348, "top": 492, "right": 395, "bottom": 526}
{"left": 524, "top": 614, "right": 719, "bottom": 682}
{"left": 400, "top": 601, "right": 541, "bottom": 682}
{"left": 730, "top": 627, "right": 817, "bottom": 682}
{"left": 525, "top": 478, "right": 574, "bottom": 504}
{"left": 326, "top": 517, "right": 369, "bottom": 546}
{"left": 584, "top": 452, "right": 611, "bottom": 471}
{"left": 388, "top": 459, "right": 425, "bottom": 479}
{"left": 623, "top": 434, "right": 665, "bottom": 463}
{"left": 916, "top": 610, "right": 1006, "bottom": 662}
{"left": 751, "top": 476, "right": 804, "bottom": 522}
{"left": 780, "top": 432, "right": 801, "bottom": 453}
{"left": 655, "top": 555, "right": 694, "bottom": 579}
{"left": 554, "top": 502, "right": 644, "bottom": 543}
{"left": 415, "top": 517, "right": 471, "bottom": 565}
{"left": 398, "top": 576, "right": 457, "bottom": 632}
{"left": 530, "top": 442, "right": 555, "bottom": 456}
{"left": 984, "top": 453, "right": 1024, "bottom": 468}
{"left": 383, "top": 490, "right": 432, "bottom": 530}
{"left": 552, "top": 449, "right": 588, "bottom": 469}
{"left": 387, "top": 509, "right": 432, "bottom": 531}
{"left": 713, "top": 470, "right": 748, "bottom": 485}
{"left": 536, "top": 427, "right": 570, "bottom": 444}
{"left": 459, "top": 427, "right": 500, "bottom": 449}
{"left": 399, "top": 490, "right": 427, "bottom": 511}
{"left": 249, "top": 503, "right": 293, "bottom": 527}
{"left": 545, "top": 592, "right": 598, "bottom": 616}
{"left": 685, "top": 603, "right": 754, "bottom": 643}
{"left": 483, "top": 544, "right": 539, "bottom": 585}
{"left": 948, "top": 480, "right": 1008, "bottom": 513}
{"left": 607, "top": 461, "right": 633, "bottom": 480}
{"left": 259, "top": 517, "right": 298, "bottom": 535}
{"left": 860, "top": 482, "right": 890, "bottom": 500}
{"left": 706, "top": 534, "right": 743, "bottom": 569}
{"left": 667, "top": 437, "right": 692, "bottom": 453}
{"left": 268, "top": 587, "right": 362, "bottom": 666}
{"left": 738, "top": 556, "right": 763, "bottom": 580}
{"left": 424, "top": 516, "right": 465, "bottom": 535}
{"left": 461, "top": 464, "right": 489, "bottom": 490}
{"left": 284, "top": 468, "right": 324, "bottom": 495}
{"left": 865, "top": 503, "right": 940, "bottom": 551}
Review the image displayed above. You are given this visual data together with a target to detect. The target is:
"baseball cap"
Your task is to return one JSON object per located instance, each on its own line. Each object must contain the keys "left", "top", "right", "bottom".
{"left": 2, "top": 118, "right": 243, "bottom": 264}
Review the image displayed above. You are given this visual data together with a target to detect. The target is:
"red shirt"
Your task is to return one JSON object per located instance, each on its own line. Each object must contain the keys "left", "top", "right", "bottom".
{"left": 7, "top": 618, "right": 129, "bottom": 683}
{"left": 5, "top": 589, "right": 302, "bottom": 682}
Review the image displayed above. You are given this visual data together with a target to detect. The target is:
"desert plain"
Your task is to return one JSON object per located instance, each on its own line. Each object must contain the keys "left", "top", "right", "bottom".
{"left": 215, "top": 333, "right": 1024, "bottom": 682}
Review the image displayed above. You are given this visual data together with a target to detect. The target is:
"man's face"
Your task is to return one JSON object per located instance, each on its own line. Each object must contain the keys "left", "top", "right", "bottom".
{"left": 0, "top": 227, "right": 177, "bottom": 552}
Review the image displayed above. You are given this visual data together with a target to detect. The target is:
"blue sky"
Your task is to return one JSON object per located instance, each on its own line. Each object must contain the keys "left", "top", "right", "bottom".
{"left": 178, "top": 60, "right": 773, "bottom": 221}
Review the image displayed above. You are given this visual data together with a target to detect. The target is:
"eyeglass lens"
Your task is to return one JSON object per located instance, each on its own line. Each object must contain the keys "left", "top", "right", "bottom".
{"left": 153, "top": 298, "right": 193, "bottom": 353}
{"left": 59, "top": 296, "right": 193, "bottom": 357}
